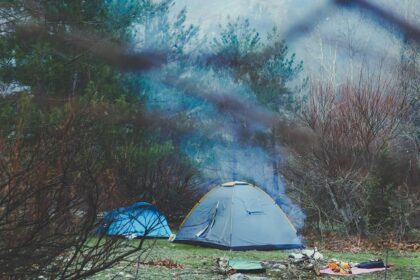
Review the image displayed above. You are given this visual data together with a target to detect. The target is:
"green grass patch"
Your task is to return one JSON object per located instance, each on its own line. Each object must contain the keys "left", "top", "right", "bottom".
{"left": 90, "top": 239, "right": 420, "bottom": 279}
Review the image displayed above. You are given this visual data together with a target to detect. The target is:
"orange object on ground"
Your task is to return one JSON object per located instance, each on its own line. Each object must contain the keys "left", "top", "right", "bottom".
{"left": 342, "top": 262, "right": 351, "bottom": 270}
{"left": 327, "top": 262, "right": 352, "bottom": 274}
{"left": 327, "top": 263, "right": 339, "bottom": 271}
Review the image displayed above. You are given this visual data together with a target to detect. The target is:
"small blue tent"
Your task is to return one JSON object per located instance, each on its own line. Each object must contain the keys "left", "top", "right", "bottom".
{"left": 175, "top": 181, "right": 303, "bottom": 250}
{"left": 97, "top": 202, "right": 172, "bottom": 238}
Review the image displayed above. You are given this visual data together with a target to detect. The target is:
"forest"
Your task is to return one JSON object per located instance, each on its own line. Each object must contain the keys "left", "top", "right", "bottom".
{"left": 0, "top": 0, "right": 419, "bottom": 279}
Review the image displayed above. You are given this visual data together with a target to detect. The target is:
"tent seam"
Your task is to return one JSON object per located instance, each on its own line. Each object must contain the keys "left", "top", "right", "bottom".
{"left": 178, "top": 187, "right": 220, "bottom": 229}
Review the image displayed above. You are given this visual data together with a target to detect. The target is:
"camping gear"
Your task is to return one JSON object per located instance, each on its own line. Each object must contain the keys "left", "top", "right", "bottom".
{"left": 97, "top": 202, "right": 172, "bottom": 238}
{"left": 320, "top": 266, "right": 389, "bottom": 276}
{"left": 356, "top": 260, "right": 385, "bottom": 269}
{"left": 175, "top": 181, "right": 303, "bottom": 250}
{"left": 321, "top": 259, "right": 393, "bottom": 276}
{"left": 228, "top": 260, "right": 265, "bottom": 273}
{"left": 327, "top": 262, "right": 352, "bottom": 274}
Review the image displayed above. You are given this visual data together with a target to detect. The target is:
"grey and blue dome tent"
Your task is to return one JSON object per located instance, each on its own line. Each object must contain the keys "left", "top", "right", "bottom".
{"left": 97, "top": 202, "right": 172, "bottom": 238}
{"left": 175, "top": 181, "right": 303, "bottom": 250}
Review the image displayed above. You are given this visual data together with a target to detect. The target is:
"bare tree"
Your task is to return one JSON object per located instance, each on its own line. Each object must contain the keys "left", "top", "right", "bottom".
{"left": 283, "top": 71, "right": 408, "bottom": 235}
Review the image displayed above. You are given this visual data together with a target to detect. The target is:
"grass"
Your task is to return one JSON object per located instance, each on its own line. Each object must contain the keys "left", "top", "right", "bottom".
{"left": 90, "top": 239, "right": 420, "bottom": 279}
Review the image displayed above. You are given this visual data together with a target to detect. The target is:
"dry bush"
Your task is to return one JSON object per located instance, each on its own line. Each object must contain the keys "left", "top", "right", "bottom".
{"left": 0, "top": 95, "right": 195, "bottom": 279}
{"left": 110, "top": 145, "right": 199, "bottom": 225}
{"left": 282, "top": 73, "right": 411, "bottom": 237}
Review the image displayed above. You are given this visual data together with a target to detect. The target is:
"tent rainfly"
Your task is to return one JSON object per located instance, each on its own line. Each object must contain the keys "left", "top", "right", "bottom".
{"left": 174, "top": 181, "right": 303, "bottom": 250}
{"left": 97, "top": 202, "right": 172, "bottom": 238}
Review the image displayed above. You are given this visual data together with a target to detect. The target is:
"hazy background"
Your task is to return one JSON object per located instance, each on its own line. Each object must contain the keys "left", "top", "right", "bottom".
{"left": 171, "top": 0, "right": 419, "bottom": 82}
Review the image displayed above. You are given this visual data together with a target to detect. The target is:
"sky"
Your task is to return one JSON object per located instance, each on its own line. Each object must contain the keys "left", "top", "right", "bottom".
{"left": 170, "top": 0, "right": 420, "bottom": 82}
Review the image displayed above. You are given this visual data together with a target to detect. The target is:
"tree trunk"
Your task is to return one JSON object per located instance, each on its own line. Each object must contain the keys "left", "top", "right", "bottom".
{"left": 270, "top": 127, "right": 280, "bottom": 193}
{"left": 324, "top": 181, "right": 355, "bottom": 235}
